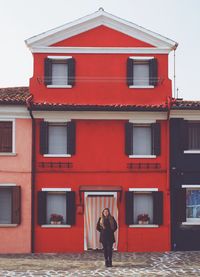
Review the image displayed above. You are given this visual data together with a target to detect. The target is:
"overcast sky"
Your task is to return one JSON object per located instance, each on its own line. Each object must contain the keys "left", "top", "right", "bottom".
{"left": 0, "top": 0, "right": 199, "bottom": 100}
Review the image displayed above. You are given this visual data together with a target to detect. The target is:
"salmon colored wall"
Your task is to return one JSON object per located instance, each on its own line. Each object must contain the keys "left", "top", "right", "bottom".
{"left": 0, "top": 119, "right": 32, "bottom": 253}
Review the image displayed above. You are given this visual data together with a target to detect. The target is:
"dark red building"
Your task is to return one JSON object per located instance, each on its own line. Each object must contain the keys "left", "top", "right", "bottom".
{"left": 26, "top": 9, "right": 177, "bottom": 252}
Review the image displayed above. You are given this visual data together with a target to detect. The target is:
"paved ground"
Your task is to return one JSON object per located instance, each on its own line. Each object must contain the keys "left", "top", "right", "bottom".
{"left": 0, "top": 251, "right": 200, "bottom": 276}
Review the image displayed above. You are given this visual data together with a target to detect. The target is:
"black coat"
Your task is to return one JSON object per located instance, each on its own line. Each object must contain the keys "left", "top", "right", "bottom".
{"left": 96, "top": 216, "right": 117, "bottom": 244}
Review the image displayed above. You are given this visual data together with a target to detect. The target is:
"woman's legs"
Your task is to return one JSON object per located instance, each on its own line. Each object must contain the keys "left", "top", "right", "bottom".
{"left": 102, "top": 241, "right": 113, "bottom": 266}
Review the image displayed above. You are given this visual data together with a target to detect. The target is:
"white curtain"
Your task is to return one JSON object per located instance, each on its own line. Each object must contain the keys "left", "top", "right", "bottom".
{"left": 133, "top": 126, "right": 152, "bottom": 155}
{"left": 84, "top": 195, "right": 118, "bottom": 250}
{"left": 47, "top": 193, "right": 67, "bottom": 224}
{"left": 52, "top": 63, "right": 68, "bottom": 85}
{"left": 0, "top": 188, "right": 12, "bottom": 224}
{"left": 133, "top": 63, "right": 149, "bottom": 86}
{"left": 48, "top": 125, "right": 67, "bottom": 154}
{"left": 133, "top": 193, "right": 153, "bottom": 224}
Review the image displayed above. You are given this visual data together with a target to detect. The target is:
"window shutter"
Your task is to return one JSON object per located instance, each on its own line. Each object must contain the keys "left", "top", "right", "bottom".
{"left": 152, "top": 122, "right": 161, "bottom": 156}
{"left": 125, "top": 122, "right": 133, "bottom": 155}
{"left": 66, "top": 191, "right": 76, "bottom": 225}
{"left": 44, "top": 58, "right": 52, "bottom": 86}
{"left": 40, "top": 121, "right": 49, "bottom": 155}
{"left": 149, "top": 58, "right": 158, "bottom": 86}
{"left": 125, "top": 191, "right": 134, "bottom": 225}
{"left": 153, "top": 191, "right": 163, "bottom": 225}
{"left": 12, "top": 186, "right": 21, "bottom": 224}
{"left": 67, "top": 121, "right": 76, "bottom": 155}
{"left": 180, "top": 120, "right": 189, "bottom": 151}
{"left": 38, "top": 191, "right": 47, "bottom": 225}
{"left": 127, "top": 58, "right": 134, "bottom": 86}
{"left": 68, "top": 58, "right": 75, "bottom": 86}
{"left": 177, "top": 188, "right": 186, "bottom": 222}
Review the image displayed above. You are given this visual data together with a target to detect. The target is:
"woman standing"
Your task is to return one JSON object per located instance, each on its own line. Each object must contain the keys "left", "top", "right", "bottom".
{"left": 96, "top": 208, "right": 117, "bottom": 267}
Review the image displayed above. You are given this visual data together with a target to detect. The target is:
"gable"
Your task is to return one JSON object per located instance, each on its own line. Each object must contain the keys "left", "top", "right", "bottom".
{"left": 51, "top": 25, "right": 154, "bottom": 47}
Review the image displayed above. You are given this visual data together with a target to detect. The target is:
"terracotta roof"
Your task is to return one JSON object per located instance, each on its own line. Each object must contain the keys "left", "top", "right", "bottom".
{"left": 171, "top": 99, "right": 200, "bottom": 110}
{"left": 0, "top": 87, "right": 30, "bottom": 105}
{"left": 31, "top": 102, "right": 168, "bottom": 111}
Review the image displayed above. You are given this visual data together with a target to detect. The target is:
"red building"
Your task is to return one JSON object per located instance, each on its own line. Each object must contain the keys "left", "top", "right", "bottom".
{"left": 26, "top": 9, "right": 177, "bottom": 252}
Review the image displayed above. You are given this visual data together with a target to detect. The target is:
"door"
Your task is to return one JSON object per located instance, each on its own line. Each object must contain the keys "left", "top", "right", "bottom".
{"left": 84, "top": 193, "right": 118, "bottom": 250}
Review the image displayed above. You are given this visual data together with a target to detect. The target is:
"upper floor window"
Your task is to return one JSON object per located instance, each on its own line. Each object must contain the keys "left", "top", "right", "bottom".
{"left": 182, "top": 121, "right": 200, "bottom": 153}
{"left": 125, "top": 122, "right": 161, "bottom": 157}
{"left": 44, "top": 56, "right": 75, "bottom": 88}
{"left": 127, "top": 57, "right": 158, "bottom": 88}
{"left": 0, "top": 121, "right": 13, "bottom": 153}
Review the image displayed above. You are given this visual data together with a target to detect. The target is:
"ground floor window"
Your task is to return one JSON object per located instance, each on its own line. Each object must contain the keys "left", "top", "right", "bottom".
{"left": 133, "top": 193, "right": 153, "bottom": 224}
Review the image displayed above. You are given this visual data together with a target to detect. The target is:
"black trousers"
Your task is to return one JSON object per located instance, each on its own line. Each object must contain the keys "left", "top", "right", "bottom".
{"left": 102, "top": 241, "right": 113, "bottom": 260}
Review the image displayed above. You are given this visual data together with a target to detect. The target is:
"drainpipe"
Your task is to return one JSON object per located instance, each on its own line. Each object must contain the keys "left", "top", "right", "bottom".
{"left": 26, "top": 95, "right": 35, "bottom": 253}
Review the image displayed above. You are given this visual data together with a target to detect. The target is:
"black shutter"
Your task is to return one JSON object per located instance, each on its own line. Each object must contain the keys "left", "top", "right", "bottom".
{"left": 177, "top": 188, "right": 186, "bottom": 222}
{"left": 67, "top": 121, "right": 76, "bottom": 155}
{"left": 125, "top": 191, "right": 134, "bottom": 225}
{"left": 149, "top": 58, "right": 158, "bottom": 86}
{"left": 66, "top": 191, "right": 76, "bottom": 225}
{"left": 180, "top": 120, "right": 189, "bottom": 151}
{"left": 12, "top": 186, "right": 21, "bottom": 224}
{"left": 127, "top": 58, "right": 134, "bottom": 86}
{"left": 68, "top": 58, "right": 75, "bottom": 86}
{"left": 153, "top": 191, "right": 163, "bottom": 225}
{"left": 38, "top": 191, "right": 47, "bottom": 225}
{"left": 125, "top": 122, "right": 133, "bottom": 155}
{"left": 40, "top": 121, "right": 49, "bottom": 155}
{"left": 44, "top": 58, "right": 52, "bottom": 86}
{"left": 152, "top": 122, "right": 161, "bottom": 156}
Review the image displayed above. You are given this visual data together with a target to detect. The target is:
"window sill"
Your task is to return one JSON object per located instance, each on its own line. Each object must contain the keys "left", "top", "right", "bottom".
{"left": 129, "top": 155, "right": 157, "bottom": 158}
{"left": 182, "top": 222, "right": 200, "bottom": 225}
{"left": 47, "top": 85, "right": 72, "bottom": 88}
{"left": 41, "top": 224, "right": 71, "bottom": 228}
{"left": 184, "top": 150, "right": 200, "bottom": 154}
{"left": 129, "top": 224, "right": 159, "bottom": 228}
{"left": 0, "top": 153, "right": 16, "bottom": 156}
{"left": 0, "top": 224, "right": 18, "bottom": 227}
{"left": 129, "top": 85, "right": 154, "bottom": 89}
{"left": 43, "top": 154, "right": 71, "bottom": 158}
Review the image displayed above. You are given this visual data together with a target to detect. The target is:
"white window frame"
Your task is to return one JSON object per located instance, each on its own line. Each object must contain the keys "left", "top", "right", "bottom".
{"left": 129, "top": 56, "right": 154, "bottom": 89}
{"left": 128, "top": 188, "right": 159, "bottom": 228}
{"left": 0, "top": 119, "right": 16, "bottom": 156}
{"left": 41, "top": 187, "right": 71, "bottom": 228}
{"left": 47, "top": 56, "right": 72, "bottom": 88}
{"left": 181, "top": 185, "right": 200, "bottom": 225}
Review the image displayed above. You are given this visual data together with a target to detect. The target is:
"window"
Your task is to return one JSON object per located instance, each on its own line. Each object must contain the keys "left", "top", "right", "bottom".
{"left": 37, "top": 190, "right": 76, "bottom": 226}
{"left": 125, "top": 122, "right": 161, "bottom": 157}
{"left": 44, "top": 57, "right": 75, "bottom": 87}
{"left": 186, "top": 189, "right": 200, "bottom": 223}
{"left": 127, "top": 57, "right": 158, "bottom": 87}
{"left": 125, "top": 190, "right": 163, "bottom": 226}
{"left": 40, "top": 121, "right": 76, "bottom": 156}
{"left": 0, "top": 121, "right": 13, "bottom": 153}
{"left": 0, "top": 186, "right": 21, "bottom": 225}
{"left": 188, "top": 123, "right": 200, "bottom": 150}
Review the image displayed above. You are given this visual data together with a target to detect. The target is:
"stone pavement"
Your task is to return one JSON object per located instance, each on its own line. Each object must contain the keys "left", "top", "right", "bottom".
{"left": 0, "top": 251, "right": 200, "bottom": 276}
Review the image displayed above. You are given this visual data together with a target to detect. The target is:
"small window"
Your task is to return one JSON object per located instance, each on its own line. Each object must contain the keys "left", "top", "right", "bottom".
{"left": 48, "top": 123, "right": 67, "bottom": 155}
{"left": 47, "top": 192, "right": 67, "bottom": 224}
{"left": 52, "top": 61, "right": 68, "bottom": 86}
{"left": 186, "top": 189, "right": 200, "bottom": 223}
{"left": 134, "top": 193, "right": 153, "bottom": 224}
{"left": 188, "top": 123, "right": 200, "bottom": 150}
{"left": 133, "top": 125, "right": 152, "bottom": 155}
{"left": 0, "top": 188, "right": 12, "bottom": 224}
{"left": 133, "top": 61, "right": 150, "bottom": 86}
{"left": 0, "top": 121, "right": 13, "bottom": 153}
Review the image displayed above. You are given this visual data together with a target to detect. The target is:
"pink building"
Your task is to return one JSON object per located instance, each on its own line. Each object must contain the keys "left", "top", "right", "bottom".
{"left": 0, "top": 87, "right": 32, "bottom": 253}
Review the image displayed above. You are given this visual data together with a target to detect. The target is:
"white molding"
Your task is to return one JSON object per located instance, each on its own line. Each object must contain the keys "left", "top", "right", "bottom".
{"left": 129, "top": 224, "right": 159, "bottom": 228}
{"left": 129, "top": 56, "right": 154, "bottom": 60}
{"left": 129, "top": 188, "right": 158, "bottom": 191}
{"left": 43, "top": 154, "right": 71, "bottom": 158}
{"left": 47, "top": 85, "right": 72, "bottom": 88}
{"left": 170, "top": 110, "right": 200, "bottom": 120}
{"left": 41, "top": 188, "right": 71, "bottom": 191}
{"left": 129, "top": 155, "right": 157, "bottom": 159}
{"left": 0, "top": 153, "right": 17, "bottom": 156}
{"left": 44, "top": 118, "right": 71, "bottom": 122}
{"left": 182, "top": 222, "right": 200, "bottom": 226}
{"left": 31, "top": 46, "right": 171, "bottom": 54}
{"left": 184, "top": 150, "right": 200, "bottom": 154}
{"left": 129, "top": 85, "right": 154, "bottom": 89}
{"left": 0, "top": 224, "right": 18, "bottom": 227}
{"left": 0, "top": 183, "right": 16, "bottom": 186}
{"left": 0, "top": 106, "right": 30, "bottom": 119}
{"left": 25, "top": 10, "right": 177, "bottom": 49}
{"left": 85, "top": 191, "right": 117, "bottom": 197}
{"left": 41, "top": 224, "right": 71, "bottom": 228}
{"left": 129, "top": 119, "right": 156, "bottom": 124}
{"left": 182, "top": 185, "right": 200, "bottom": 188}
{"left": 33, "top": 111, "right": 167, "bottom": 121}
{"left": 47, "top": 56, "right": 72, "bottom": 59}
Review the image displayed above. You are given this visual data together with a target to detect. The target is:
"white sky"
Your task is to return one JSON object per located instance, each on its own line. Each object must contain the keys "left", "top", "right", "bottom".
{"left": 0, "top": 0, "right": 199, "bottom": 100}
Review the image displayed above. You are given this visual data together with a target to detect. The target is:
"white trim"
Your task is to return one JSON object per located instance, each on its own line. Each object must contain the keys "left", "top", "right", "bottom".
{"left": 0, "top": 153, "right": 17, "bottom": 156}
{"left": 85, "top": 191, "right": 117, "bottom": 197}
{"left": 47, "top": 56, "right": 72, "bottom": 59}
{"left": 0, "top": 183, "right": 16, "bottom": 187}
{"left": 129, "top": 119, "right": 156, "bottom": 124}
{"left": 129, "top": 56, "right": 154, "bottom": 60}
{"left": 31, "top": 47, "right": 171, "bottom": 54}
{"left": 182, "top": 222, "right": 200, "bottom": 226}
{"left": 41, "top": 224, "right": 71, "bottom": 228}
{"left": 0, "top": 119, "right": 15, "bottom": 154}
{"left": 44, "top": 118, "right": 71, "bottom": 122}
{"left": 184, "top": 150, "right": 200, "bottom": 154}
{"left": 43, "top": 154, "right": 71, "bottom": 158}
{"left": 0, "top": 106, "right": 30, "bottom": 119}
{"left": 129, "top": 155, "right": 157, "bottom": 158}
{"left": 170, "top": 110, "right": 200, "bottom": 120}
{"left": 182, "top": 185, "right": 200, "bottom": 188}
{"left": 0, "top": 224, "right": 18, "bottom": 227}
{"left": 129, "top": 85, "right": 154, "bottom": 89}
{"left": 41, "top": 188, "right": 71, "bottom": 191}
{"left": 129, "top": 188, "right": 158, "bottom": 192}
{"left": 129, "top": 224, "right": 159, "bottom": 228}
{"left": 47, "top": 85, "right": 72, "bottom": 88}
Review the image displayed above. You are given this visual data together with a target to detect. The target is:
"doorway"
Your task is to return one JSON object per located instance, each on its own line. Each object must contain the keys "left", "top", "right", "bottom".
{"left": 84, "top": 192, "right": 118, "bottom": 250}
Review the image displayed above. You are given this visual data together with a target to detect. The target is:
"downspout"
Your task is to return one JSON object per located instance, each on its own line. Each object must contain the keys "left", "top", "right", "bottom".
{"left": 26, "top": 95, "right": 35, "bottom": 253}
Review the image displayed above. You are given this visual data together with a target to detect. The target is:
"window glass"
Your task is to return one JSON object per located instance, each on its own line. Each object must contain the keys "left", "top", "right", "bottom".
{"left": 133, "top": 62, "right": 149, "bottom": 86}
{"left": 188, "top": 123, "right": 200, "bottom": 150}
{"left": 52, "top": 62, "right": 68, "bottom": 85}
{"left": 133, "top": 193, "right": 153, "bottom": 224}
{"left": 46, "top": 192, "right": 67, "bottom": 224}
{"left": 0, "top": 122, "right": 12, "bottom": 153}
{"left": 0, "top": 188, "right": 12, "bottom": 224}
{"left": 133, "top": 126, "right": 152, "bottom": 155}
{"left": 48, "top": 124, "right": 67, "bottom": 154}
{"left": 186, "top": 189, "right": 200, "bottom": 220}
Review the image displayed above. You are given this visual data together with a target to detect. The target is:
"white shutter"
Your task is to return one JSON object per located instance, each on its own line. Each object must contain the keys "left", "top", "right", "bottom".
{"left": 48, "top": 124, "right": 67, "bottom": 154}
{"left": 133, "top": 193, "right": 153, "bottom": 224}
{"left": 133, "top": 63, "right": 149, "bottom": 86}
{"left": 47, "top": 193, "right": 67, "bottom": 224}
{"left": 133, "top": 126, "right": 152, "bottom": 155}
{"left": 52, "top": 63, "right": 68, "bottom": 85}
{"left": 0, "top": 188, "right": 12, "bottom": 224}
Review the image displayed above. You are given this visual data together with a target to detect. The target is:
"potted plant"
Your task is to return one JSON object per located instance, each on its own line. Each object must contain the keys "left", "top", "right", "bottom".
{"left": 137, "top": 213, "right": 150, "bottom": 224}
{"left": 50, "top": 214, "right": 64, "bottom": 224}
